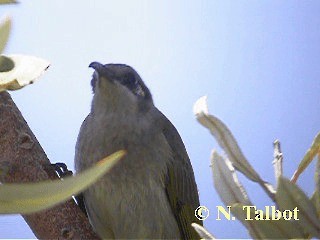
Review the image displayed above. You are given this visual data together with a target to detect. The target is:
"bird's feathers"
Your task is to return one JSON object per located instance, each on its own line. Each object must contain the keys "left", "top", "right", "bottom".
{"left": 76, "top": 62, "right": 202, "bottom": 239}
{"left": 155, "top": 109, "right": 203, "bottom": 239}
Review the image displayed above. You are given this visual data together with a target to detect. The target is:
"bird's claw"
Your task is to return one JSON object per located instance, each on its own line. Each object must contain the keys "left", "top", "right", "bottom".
{"left": 50, "top": 162, "right": 73, "bottom": 179}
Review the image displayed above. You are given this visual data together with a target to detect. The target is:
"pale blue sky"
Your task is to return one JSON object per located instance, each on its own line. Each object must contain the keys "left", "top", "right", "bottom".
{"left": 1, "top": 0, "right": 320, "bottom": 238}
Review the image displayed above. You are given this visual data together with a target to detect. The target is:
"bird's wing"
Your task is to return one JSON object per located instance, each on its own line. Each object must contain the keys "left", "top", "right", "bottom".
{"left": 74, "top": 115, "right": 91, "bottom": 214}
{"left": 74, "top": 114, "right": 90, "bottom": 172}
{"left": 155, "top": 109, "right": 202, "bottom": 239}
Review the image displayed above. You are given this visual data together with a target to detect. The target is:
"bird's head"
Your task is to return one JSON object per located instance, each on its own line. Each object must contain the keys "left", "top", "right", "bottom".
{"left": 89, "top": 62, "right": 153, "bottom": 114}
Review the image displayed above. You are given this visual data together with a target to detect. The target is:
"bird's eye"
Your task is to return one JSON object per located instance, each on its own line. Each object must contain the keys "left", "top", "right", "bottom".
{"left": 122, "top": 72, "right": 136, "bottom": 88}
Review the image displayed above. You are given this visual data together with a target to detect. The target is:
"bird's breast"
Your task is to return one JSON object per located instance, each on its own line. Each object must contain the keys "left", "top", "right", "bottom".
{"left": 77, "top": 113, "right": 180, "bottom": 238}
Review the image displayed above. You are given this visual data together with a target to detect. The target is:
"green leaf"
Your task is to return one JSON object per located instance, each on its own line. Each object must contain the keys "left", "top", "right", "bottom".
{"left": 194, "top": 97, "right": 259, "bottom": 181}
{"left": 311, "top": 190, "right": 320, "bottom": 218}
{"left": 230, "top": 203, "right": 264, "bottom": 239}
{"left": 194, "top": 96, "right": 275, "bottom": 200}
{"left": 0, "top": 54, "right": 50, "bottom": 92}
{"left": 231, "top": 203, "right": 306, "bottom": 239}
{"left": 291, "top": 132, "right": 320, "bottom": 183}
{"left": 312, "top": 155, "right": 320, "bottom": 217}
{"left": 0, "top": 16, "right": 11, "bottom": 53}
{"left": 0, "top": 150, "right": 126, "bottom": 214}
{"left": 276, "top": 177, "right": 320, "bottom": 238}
{"left": 0, "top": 55, "right": 14, "bottom": 72}
{"left": 0, "top": 0, "right": 18, "bottom": 4}
{"left": 211, "top": 151, "right": 251, "bottom": 206}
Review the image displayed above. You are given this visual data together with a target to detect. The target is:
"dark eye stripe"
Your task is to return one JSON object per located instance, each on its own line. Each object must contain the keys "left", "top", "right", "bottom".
{"left": 117, "top": 71, "right": 150, "bottom": 99}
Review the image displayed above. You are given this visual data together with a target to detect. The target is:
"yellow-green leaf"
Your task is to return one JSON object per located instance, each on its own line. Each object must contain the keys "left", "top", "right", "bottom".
{"left": 0, "top": 150, "right": 126, "bottom": 214}
{"left": 0, "top": 16, "right": 11, "bottom": 53}
{"left": 0, "top": 54, "right": 50, "bottom": 92}
{"left": 0, "top": 0, "right": 18, "bottom": 4}
{"left": 276, "top": 177, "right": 320, "bottom": 238}
{"left": 291, "top": 132, "right": 320, "bottom": 183}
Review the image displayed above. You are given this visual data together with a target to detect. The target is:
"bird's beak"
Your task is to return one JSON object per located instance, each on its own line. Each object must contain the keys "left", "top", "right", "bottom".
{"left": 89, "top": 62, "right": 115, "bottom": 81}
{"left": 89, "top": 61, "right": 105, "bottom": 76}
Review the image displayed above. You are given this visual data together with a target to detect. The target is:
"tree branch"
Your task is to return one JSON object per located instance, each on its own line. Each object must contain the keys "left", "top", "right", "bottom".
{"left": 0, "top": 91, "right": 99, "bottom": 239}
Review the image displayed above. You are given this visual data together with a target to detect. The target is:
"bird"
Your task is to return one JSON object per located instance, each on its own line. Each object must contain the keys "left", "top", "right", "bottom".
{"left": 74, "top": 62, "right": 202, "bottom": 239}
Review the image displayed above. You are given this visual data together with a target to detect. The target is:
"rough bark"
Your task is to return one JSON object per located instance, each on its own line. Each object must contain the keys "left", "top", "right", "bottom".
{"left": 0, "top": 91, "right": 99, "bottom": 239}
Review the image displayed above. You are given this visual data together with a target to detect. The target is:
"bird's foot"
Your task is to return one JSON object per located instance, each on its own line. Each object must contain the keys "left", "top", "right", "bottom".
{"left": 51, "top": 162, "right": 73, "bottom": 179}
